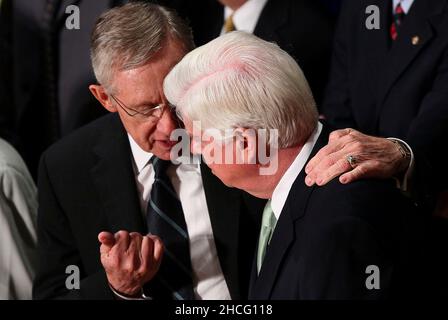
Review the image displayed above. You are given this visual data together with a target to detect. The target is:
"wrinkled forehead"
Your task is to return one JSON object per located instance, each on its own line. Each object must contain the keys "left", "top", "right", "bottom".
{"left": 111, "top": 66, "right": 166, "bottom": 103}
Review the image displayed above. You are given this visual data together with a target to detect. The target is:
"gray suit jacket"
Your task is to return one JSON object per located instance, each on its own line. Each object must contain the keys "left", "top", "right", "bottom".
{"left": 0, "top": 138, "right": 38, "bottom": 299}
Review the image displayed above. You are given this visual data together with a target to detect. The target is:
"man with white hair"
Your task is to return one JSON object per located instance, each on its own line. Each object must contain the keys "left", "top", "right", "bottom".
{"left": 34, "top": 3, "right": 264, "bottom": 300}
{"left": 164, "top": 31, "right": 421, "bottom": 299}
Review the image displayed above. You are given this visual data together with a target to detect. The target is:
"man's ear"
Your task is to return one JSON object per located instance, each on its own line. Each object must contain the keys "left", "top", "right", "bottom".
{"left": 234, "top": 127, "right": 258, "bottom": 164}
{"left": 89, "top": 84, "right": 117, "bottom": 112}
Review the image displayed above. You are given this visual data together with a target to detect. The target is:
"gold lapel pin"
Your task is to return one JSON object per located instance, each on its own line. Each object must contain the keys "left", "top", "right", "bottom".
{"left": 412, "top": 36, "right": 420, "bottom": 45}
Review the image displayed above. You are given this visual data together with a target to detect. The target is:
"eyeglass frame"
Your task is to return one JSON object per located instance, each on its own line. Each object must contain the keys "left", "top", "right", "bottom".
{"left": 110, "top": 94, "right": 185, "bottom": 128}
{"left": 110, "top": 94, "right": 166, "bottom": 118}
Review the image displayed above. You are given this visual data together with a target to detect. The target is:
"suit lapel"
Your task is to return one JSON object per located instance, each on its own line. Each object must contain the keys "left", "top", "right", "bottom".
{"left": 249, "top": 204, "right": 295, "bottom": 299}
{"left": 356, "top": 0, "right": 391, "bottom": 133}
{"left": 376, "top": 0, "right": 446, "bottom": 112}
{"left": 253, "top": 0, "right": 289, "bottom": 43}
{"left": 90, "top": 114, "right": 146, "bottom": 234}
{"left": 363, "top": 0, "right": 391, "bottom": 89}
{"left": 53, "top": 0, "right": 72, "bottom": 31}
{"left": 200, "top": 162, "right": 243, "bottom": 299}
{"left": 249, "top": 125, "right": 330, "bottom": 299}
{"left": 191, "top": 0, "right": 224, "bottom": 45}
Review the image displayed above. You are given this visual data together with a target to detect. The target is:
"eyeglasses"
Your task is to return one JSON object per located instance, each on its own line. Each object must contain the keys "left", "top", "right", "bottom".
{"left": 110, "top": 94, "right": 167, "bottom": 120}
{"left": 110, "top": 94, "right": 185, "bottom": 128}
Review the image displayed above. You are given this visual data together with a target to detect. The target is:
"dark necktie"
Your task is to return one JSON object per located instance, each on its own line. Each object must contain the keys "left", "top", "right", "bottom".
{"left": 390, "top": 2, "right": 405, "bottom": 41}
{"left": 146, "top": 157, "right": 194, "bottom": 300}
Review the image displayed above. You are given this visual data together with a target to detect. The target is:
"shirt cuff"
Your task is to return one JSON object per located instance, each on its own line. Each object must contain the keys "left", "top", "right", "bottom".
{"left": 387, "top": 137, "right": 415, "bottom": 192}
{"left": 108, "top": 283, "right": 152, "bottom": 300}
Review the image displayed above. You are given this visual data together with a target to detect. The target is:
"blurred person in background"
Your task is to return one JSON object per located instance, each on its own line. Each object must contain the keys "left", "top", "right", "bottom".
{"left": 155, "top": 0, "right": 335, "bottom": 107}
{"left": 0, "top": 0, "right": 14, "bottom": 143}
{"left": 306, "top": 0, "right": 448, "bottom": 297}
{"left": 0, "top": 0, "right": 130, "bottom": 180}
{"left": 0, "top": 138, "right": 38, "bottom": 300}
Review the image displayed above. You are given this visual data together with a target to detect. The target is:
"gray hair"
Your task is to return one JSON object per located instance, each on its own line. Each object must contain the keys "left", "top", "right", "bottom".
{"left": 164, "top": 31, "right": 318, "bottom": 148}
{"left": 91, "top": 2, "right": 194, "bottom": 92}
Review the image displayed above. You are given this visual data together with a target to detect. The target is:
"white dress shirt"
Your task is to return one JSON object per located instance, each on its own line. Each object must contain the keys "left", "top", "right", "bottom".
{"left": 221, "top": 0, "right": 268, "bottom": 35}
{"left": 271, "top": 122, "right": 322, "bottom": 220}
{"left": 393, "top": 0, "right": 415, "bottom": 14}
{"left": 128, "top": 135, "right": 231, "bottom": 300}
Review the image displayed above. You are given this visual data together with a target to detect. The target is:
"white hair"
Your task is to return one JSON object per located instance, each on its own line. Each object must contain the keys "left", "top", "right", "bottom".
{"left": 163, "top": 31, "right": 318, "bottom": 148}
{"left": 90, "top": 2, "right": 194, "bottom": 93}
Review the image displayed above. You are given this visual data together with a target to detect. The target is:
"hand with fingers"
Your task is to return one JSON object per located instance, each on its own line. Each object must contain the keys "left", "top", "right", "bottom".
{"left": 304, "top": 128, "right": 411, "bottom": 187}
{"left": 98, "top": 230, "right": 163, "bottom": 297}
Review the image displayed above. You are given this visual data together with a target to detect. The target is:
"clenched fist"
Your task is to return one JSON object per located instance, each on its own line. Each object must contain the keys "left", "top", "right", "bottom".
{"left": 98, "top": 230, "right": 163, "bottom": 297}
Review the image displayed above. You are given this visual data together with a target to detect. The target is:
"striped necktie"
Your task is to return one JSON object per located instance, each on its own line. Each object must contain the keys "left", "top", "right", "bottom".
{"left": 390, "top": 2, "right": 405, "bottom": 41}
{"left": 146, "top": 157, "right": 194, "bottom": 300}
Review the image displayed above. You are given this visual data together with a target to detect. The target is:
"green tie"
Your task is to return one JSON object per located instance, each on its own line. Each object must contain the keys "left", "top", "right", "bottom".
{"left": 257, "top": 200, "right": 277, "bottom": 274}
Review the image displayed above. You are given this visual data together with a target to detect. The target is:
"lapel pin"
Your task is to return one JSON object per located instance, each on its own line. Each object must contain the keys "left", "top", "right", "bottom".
{"left": 412, "top": 36, "right": 420, "bottom": 45}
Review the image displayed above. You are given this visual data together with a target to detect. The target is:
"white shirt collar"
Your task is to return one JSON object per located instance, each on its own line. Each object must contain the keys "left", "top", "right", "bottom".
{"left": 271, "top": 122, "right": 323, "bottom": 220}
{"left": 128, "top": 134, "right": 153, "bottom": 174}
{"left": 393, "top": 0, "right": 414, "bottom": 14}
{"left": 223, "top": 0, "right": 268, "bottom": 34}
{"left": 127, "top": 134, "right": 201, "bottom": 174}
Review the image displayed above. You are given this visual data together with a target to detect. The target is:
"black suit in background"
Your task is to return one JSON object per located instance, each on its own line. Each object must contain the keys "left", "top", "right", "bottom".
{"left": 0, "top": 0, "right": 14, "bottom": 143}
{"left": 321, "top": 0, "right": 448, "bottom": 296}
{"left": 33, "top": 113, "right": 264, "bottom": 299}
{"left": 156, "top": 0, "right": 334, "bottom": 107}
{"left": 249, "top": 125, "right": 423, "bottom": 299}
{"left": 3, "top": 0, "right": 129, "bottom": 180}
{"left": 322, "top": 0, "right": 448, "bottom": 203}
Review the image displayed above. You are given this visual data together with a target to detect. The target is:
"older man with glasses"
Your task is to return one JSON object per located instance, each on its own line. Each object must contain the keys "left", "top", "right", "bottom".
{"left": 33, "top": 2, "right": 264, "bottom": 300}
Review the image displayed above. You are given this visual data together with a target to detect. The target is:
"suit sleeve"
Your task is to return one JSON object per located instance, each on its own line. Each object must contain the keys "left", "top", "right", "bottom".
{"left": 405, "top": 45, "right": 448, "bottom": 198}
{"left": 33, "top": 153, "right": 114, "bottom": 300}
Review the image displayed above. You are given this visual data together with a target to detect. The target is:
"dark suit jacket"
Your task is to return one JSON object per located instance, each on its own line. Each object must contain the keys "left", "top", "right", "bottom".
{"left": 157, "top": 0, "right": 334, "bottom": 106}
{"left": 33, "top": 113, "right": 264, "bottom": 300}
{"left": 322, "top": 0, "right": 448, "bottom": 202}
{"left": 0, "top": 0, "right": 14, "bottom": 143}
{"left": 249, "top": 125, "right": 421, "bottom": 299}
{"left": 4, "top": 0, "right": 123, "bottom": 179}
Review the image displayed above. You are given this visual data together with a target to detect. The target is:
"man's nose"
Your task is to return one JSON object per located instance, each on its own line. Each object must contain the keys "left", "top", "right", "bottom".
{"left": 156, "top": 106, "right": 177, "bottom": 135}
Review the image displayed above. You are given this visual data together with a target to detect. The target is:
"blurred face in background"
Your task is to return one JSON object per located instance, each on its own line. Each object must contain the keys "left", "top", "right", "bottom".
{"left": 218, "top": 0, "right": 247, "bottom": 11}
